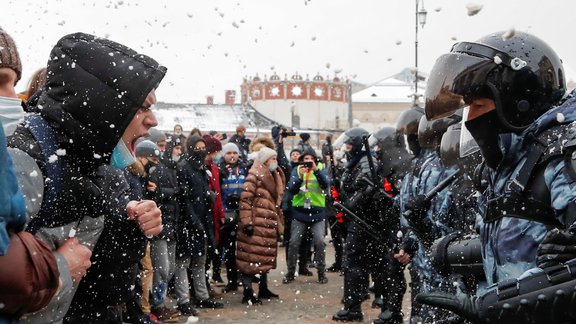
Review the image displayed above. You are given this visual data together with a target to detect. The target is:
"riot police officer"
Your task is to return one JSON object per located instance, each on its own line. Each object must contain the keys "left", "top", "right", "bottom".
{"left": 332, "top": 127, "right": 386, "bottom": 322}
{"left": 400, "top": 113, "right": 461, "bottom": 323}
{"left": 368, "top": 126, "right": 413, "bottom": 324}
{"left": 417, "top": 31, "right": 576, "bottom": 323}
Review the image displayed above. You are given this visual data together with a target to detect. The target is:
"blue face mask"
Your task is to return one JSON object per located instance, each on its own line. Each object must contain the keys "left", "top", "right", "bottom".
{"left": 0, "top": 96, "right": 25, "bottom": 136}
{"left": 110, "top": 139, "right": 136, "bottom": 169}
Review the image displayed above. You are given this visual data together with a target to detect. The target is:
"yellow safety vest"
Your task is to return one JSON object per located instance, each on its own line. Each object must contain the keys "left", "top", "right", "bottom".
{"left": 292, "top": 163, "right": 326, "bottom": 208}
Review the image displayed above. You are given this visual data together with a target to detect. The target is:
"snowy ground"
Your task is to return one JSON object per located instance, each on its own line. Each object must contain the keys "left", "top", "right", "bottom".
{"left": 163, "top": 237, "right": 412, "bottom": 323}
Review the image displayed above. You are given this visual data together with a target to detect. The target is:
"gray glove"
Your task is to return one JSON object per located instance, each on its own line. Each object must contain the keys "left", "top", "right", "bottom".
{"left": 415, "top": 291, "right": 480, "bottom": 322}
{"left": 536, "top": 227, "right": 576, "bottom": 268}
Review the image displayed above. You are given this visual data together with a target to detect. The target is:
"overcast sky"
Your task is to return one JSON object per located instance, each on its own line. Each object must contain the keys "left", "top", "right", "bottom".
{"left": 3, "top": 0, "right": 575, "bottom": 103}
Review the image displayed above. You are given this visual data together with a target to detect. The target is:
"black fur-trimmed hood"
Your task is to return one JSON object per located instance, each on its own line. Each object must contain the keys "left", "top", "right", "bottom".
{"left": 27, "top": 32, "right": 166, "bottom": 168}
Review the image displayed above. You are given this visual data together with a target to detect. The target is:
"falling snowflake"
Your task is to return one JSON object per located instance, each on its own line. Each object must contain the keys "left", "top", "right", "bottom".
{"left": 94, "top": 153, "right": 102, "bottom": 159}
{"left": 557, "top": 113, "right": 566, "bottom": 123}
{"left": 466, "top": 3, "right": 483, "bottom": 16}
{"left": 56, "top": 149, "right": 66, "bottom": 156}
{"left": 30, "top": 170, "right": 39, "bottom": 177}
{"left": 395, "top": 40, "right": 402, "bottom": 45}
{"left": 48, "top": 154, "right": 58, "bottom": 163}
{"left": 493, "top": 56, "right": 502, "bottom": 65}
{"left": 502, "top": 28, "right": 516, "bottom": 41}
{"left": 232, "top": 21, "right": 239, "bottom": 28}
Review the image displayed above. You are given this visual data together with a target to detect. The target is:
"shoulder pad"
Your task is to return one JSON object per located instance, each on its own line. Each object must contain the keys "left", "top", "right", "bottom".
{"left": 539, "top": 123, "right": 574, "bottom": 163}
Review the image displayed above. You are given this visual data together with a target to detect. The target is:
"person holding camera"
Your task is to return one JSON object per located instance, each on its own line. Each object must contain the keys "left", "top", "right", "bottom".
{"left": 236, "top": 147, "right": 285, "bottom": 305}
{"left": 282, "top": 148, "right": 330, "bottom": 285}
{"left": 218, "top": 143, "right": 248, "bottom": 293}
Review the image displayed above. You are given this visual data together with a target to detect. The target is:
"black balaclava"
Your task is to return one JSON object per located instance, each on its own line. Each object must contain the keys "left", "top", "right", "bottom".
{"left": 186, "top": 136, "right": 207, "bottom": 167}
{"left": 464, "top": 110, "right": 504, "bottom": 169}
{"left": 406, "top": 134, "right": 421, "bottom": 156}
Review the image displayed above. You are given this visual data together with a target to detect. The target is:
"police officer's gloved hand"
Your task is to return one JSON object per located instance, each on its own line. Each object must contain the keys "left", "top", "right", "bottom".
{"left": 536, "top": 227, "right": 576, "bottom": 268}
{"left": 403, "top": 194, "right": 430, "bottom": 222}
{"left": 243, "top": 224, "right": 254, "bottom": 236}
{"left": 415, "top": 291, "right": 481, "bottom": 322}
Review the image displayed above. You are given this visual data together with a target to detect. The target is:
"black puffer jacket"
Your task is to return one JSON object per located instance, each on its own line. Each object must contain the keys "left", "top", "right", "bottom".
{"left": 150, "top": 158, "right": 180, "bottom": 241}
{"left": 176, "top": 136, "right": 214, "bottom": 258}
{"left": 9, "top": 32, "right": 166, "bottom": 315}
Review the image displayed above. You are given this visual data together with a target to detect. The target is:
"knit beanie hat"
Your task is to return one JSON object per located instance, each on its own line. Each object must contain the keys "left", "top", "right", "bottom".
{"left": 0, "top": 27, "right": 22, "bottom": 83}
{"left": 300, "top": 132, "right": 311, "bottom": 142}
{"left": 203, "top": 134, "right": 222, "bottom": 154}
{"left": 222, "top": 142, "right": 239, "bottom": 155}
{"left": 257, "top": 147, "right": 277, "bottom": 163}
{"left": 135, "top": 140, "right": 161, "bottom": 158}
{"left": 290, "top": 148, "right": 302, "bottom": 156}
{"left": 298, "top": 148, "right": 317, "bottom": 162}
{"left": 147, "top": 127, "right": 167, "bottom": 144}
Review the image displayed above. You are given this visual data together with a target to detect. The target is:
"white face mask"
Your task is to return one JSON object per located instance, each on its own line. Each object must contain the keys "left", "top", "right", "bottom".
{"left": 172, "top": 155, "right": 181, "bottom": 163}
{"left": 268, "top": 162, "right": 278, "bottom": 172}
{"left": 0, "top": 96, "right": 24, "bottom": 136}
{"left": 110, "top": 139, "right": 137, "bottom": 169}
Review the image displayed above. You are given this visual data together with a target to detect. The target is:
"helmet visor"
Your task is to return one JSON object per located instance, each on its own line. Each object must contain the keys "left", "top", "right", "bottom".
{"left": 459, "top": 107, "right": 480, "bottom": 157}
{"left": 425, "top": 52, "right": 495, "bottom": 121}
{"left": 367, "top": 134, "right": 378, "bottom": 149}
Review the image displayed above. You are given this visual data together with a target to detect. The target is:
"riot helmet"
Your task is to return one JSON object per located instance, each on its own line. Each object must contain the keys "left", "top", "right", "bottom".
{"left": 417, "top": 110, "right": 462, "bottom": 149}
{"left": 368, "top": 126, "right": 412, "bottom": 179}
{"left": 396, "top": 106, "right": 424, "bottom": 156}
{"left": 425, "top": 30, "right": 566, "bottom": 132}
{"left": 340, "top": 127, "right": 369, "bottom": 158}
{"left": 440, "top": 122, "right": 482, "bottom": 178}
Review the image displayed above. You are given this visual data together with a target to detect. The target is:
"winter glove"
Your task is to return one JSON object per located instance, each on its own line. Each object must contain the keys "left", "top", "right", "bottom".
{"left": 536, "top": 227, "right": 576, "bottom": 268}
{"left": 403, "top": 194, "right": 430, "bottom": 222}
{"left": 415, "top": 291, "right": 481, "bottom": 322}
{"left": 206, "top": 190, "right": 217, "bottom": 204}
{"left": 243, "top": 224, "right": 254, "bottom": 236}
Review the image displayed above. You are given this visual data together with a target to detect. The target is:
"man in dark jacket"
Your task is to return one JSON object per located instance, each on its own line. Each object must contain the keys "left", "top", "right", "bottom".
{"left": 8, "top": 32, "right": 165, "bottom": 323}
{"left": 175, "top": 136, "right": 223, "bottom": 316}
{"left": 228, "top": 124, "right": 251, "bottom": 161}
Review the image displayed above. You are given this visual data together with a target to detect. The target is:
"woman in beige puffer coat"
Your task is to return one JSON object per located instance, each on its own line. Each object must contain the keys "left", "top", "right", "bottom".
{"left": 236, "top": 147, "right": 285, "bottom": 305}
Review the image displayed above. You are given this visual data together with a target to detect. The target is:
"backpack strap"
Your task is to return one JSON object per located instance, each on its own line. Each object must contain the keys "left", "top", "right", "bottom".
{"left": 24, "top": 114, "right": 65, "bottom": 234}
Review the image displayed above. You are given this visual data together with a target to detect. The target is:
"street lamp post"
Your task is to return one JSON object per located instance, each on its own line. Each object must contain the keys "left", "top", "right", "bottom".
{"left": 414, "top": 0, "right": 428, "bottom": 106}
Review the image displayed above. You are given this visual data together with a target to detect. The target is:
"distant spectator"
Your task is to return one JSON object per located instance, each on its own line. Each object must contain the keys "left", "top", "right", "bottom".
{"left": 18, "top": 67, "right": 46, "bottom": 103}
{"left": 297, "top": 132, "right": 313, "bottom": 153}
{"left": 147, "top": 127, "right": 167, "bottom": 153}
{"left": 188, "top": 127, "right": 202, "bottom": 138}
{"left": 172, "top": 124, "right": 187, "bottom": 144}
{"left": 228, "top": 124, "right": 251, "bottom": 161}
{"left": 208, "top": 130, "right": 227, "bottom": 141}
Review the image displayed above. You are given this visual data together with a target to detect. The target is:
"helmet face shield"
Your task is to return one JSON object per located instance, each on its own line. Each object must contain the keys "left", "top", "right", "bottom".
{"left": 459, "top": 107, "right": 481, "bottom": 157}
{"left": 425, "top": 51, "right": 496, "bottom": 121}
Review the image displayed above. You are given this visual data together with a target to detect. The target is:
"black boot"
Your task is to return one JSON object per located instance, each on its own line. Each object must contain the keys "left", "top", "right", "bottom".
{"left": 371, "top": 295, "right": 384, "bottom": 308}
{"left": 373, "top": 309, "right": 403, "bottom": 324}
{"left": 241, "top": 288, "right": 262, "bottom": 305}
{"left": 332, "top": 308, "right": 363, "bottom": 322}
{"left": 318, "top": 271, "right": 328, "bottom": 284}
{"left": 258, "top": 274, "right": 279, "bottom": 299}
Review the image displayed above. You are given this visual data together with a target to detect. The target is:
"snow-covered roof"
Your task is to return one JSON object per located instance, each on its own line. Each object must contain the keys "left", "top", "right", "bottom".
{"left": 353, "top": 68, "right": 427, "bottom": 103}
{"left": 153, "top": 102, "right": 277, "bottom": 133}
